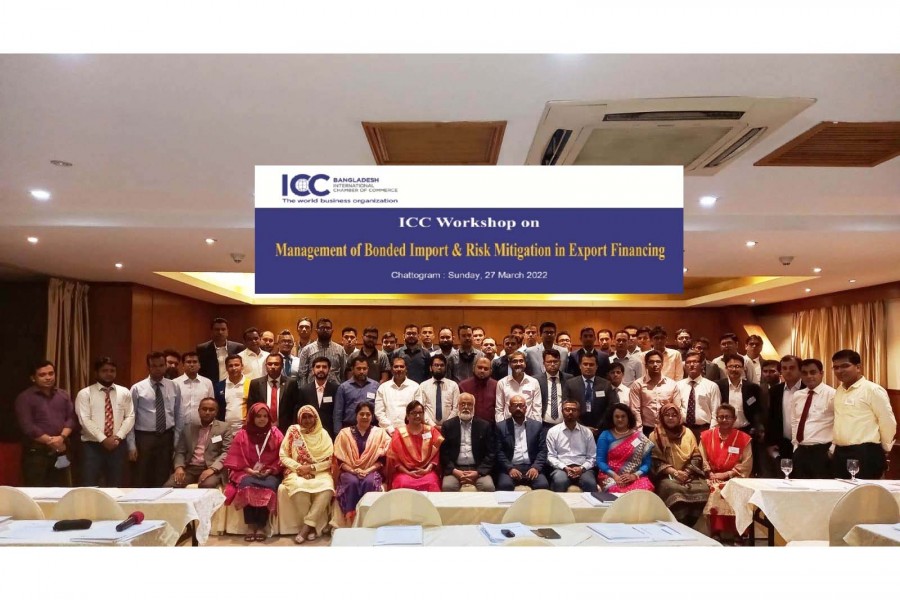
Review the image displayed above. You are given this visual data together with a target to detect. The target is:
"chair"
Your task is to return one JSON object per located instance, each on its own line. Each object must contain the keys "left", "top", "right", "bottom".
{"left": 54, "top": 488, "right": 126, "bottom": 520}
{"left": 360, "top": 489, "right": 442, "bottom": 527}
{"left": 601, "top": 490, "right": 675, "bottom": 524}
{"left": 828, "top": 484, "right": 900, "bottom": 547}
{"left": 0, "top": 486, "right": 45, "bottom": 519}
{"left": 504, "top": 536, "right": 554, "bottom": 546}
{"left": 501, "top": 490, "right": 575, "bottom": 525}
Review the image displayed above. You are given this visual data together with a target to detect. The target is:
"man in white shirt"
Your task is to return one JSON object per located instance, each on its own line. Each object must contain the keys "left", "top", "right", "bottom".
{"left": 238, "top": 327, "right": 269, "bottom": 380}
{"left": 75, "top": 356, "right": 135, "bottom": 486}
{"left": 610, "top": 330, "right": 643, "bottom": 386}
{"left": 546, "top": 399, "right": 597, "bottom": 492}
{"left": 607, "top": 362, "right": 630, "bottom": 401}
{"left": 495, "top": 351, "right": 542, "bottom": 422}
{"left": 375, "top": 356, "right": 423, "bottom": 435}
{"left": 175, "top": 351, "right": 216, "bottom": 427}
{"left": 676, "top": 350, "right": 722, "bottom": 440}
{"left": 790, "top": 358, "right": 835, "bottom": 479}
{"left": 417, "top": 353, "right": 460, "bottom": 426}
{"left": 744, "top": 335, "right": 763, "bottom": 385}
{"left": 647, "top": 326, "right": 683, "bottom": 380}
{"left": 217, "top": 354, "right": 247, "bottom": 432}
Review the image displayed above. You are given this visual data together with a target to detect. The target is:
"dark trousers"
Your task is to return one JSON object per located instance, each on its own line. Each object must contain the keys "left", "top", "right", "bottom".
{"left": 162, "top": 463, "right": 224, "bottom": 488}
{"left": 833, "top": 443, "right": 886, "bottom": 479}
{"left": 792, "top": 443, "right": 832, "bottom": 479}
{"left": 549, "top": 467, "right": 596, "bottom": 492}
{"left": 81, "top": 441, "right": 127, "bottom": 487}
{"left": 134, "top": 429, "right": 174, "bottom": 487}
{"left": 496, "top": 463, "right": 550, "bottom": 490}
{"left": 21, "top": 443, "right": 71, "bottom": 487}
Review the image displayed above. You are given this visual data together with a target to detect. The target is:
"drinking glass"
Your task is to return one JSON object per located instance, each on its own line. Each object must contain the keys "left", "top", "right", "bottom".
{"left": 847, "top": 459, "right": 860, "bottom": 482}
{"left": 780, "top": 458, "right": 793, "bottom": 481}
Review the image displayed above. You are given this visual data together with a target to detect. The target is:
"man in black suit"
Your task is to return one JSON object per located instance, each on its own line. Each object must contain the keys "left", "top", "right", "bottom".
{"left": 494, "top": 394, "right": 549, "bottom": 490}
{"left": 440, "top": 393, "right": 495, "bottom": 492}
{"left": 196, "top": 317, "right": 245, "bottom": 383}
{"left": 764, "top": 355, "right": 803, "bottom": 474}
{"left": 490, "top": 335, "right": 516, "bottom": 381}
{"left": 566, "top": 327, "right": 611, "bottom": 379}
{"left": 296, "top": 356, "right": 339, "bottom": 440}
{"left": 717, "top": 353, "right": 767, "bottom": 475}
{"left": 247, "top": 353, "right": 299, "bottom": 434}
{"left": 536, "top": 348, "right": 569, "bottom": 429}
{"left": 565, "top": 353, "right": 617, "bottom": 437}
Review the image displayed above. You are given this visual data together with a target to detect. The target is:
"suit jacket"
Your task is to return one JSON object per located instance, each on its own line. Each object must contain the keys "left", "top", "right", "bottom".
{"left": 297, "top": 380, "right": 340, "bottom": 440}
{"left": 494, "top": 417, "right": 547, "bottom": 473}
{"left": 565, "top": 348, "right": 611, "bottom": 379}
{"left": 765, "top": 381, "right": 805, "bottom": 444}
{"left": 172, "top": 419, "right": 232, "bottom": 472}
{"left": 439, "top": 416, "right": 495, "bottom": 476}
{"left": 716, "top": 378, "right": 765, "bottom": 432}
{"left": 491, "top": 356, "right": 510, "bottom": 381}
{"left": 702, "top": 360, "right": 722, "bottom": 382}
{"left": 278, "top": 352, "right": 301, "bottom": 379}
{"left": 536, "top": 371, "right": 570, "bottom": 421}
{"left": 524, "top": 345, "right": 569, "bottom": 377}
{"left": 196, "top": 339, "right": 245, "bottom": 383}
{"left": 246, "top": 374, "right": 299, "bottom": 434}
{"left": 565, "top": 375, "right": 618, "bottom": 431}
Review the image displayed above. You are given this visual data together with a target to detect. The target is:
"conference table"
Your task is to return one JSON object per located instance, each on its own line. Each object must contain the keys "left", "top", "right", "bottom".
{"left": 353, "top": 492, "right": 609, "bottom": 527}
{"left": 721, "top": 479, "right": 900, "bottom": 544}
{"left": 20, "top": 487, "right": 225, "bottom": 546}
{"left": 333, "top": 521, "right": 720, "bottom": 547}
{"left": 0, "top": 519, "right": 178, "bottom": 546}
{"left": 843, "top": 524, "right": 900, "bottom": 547}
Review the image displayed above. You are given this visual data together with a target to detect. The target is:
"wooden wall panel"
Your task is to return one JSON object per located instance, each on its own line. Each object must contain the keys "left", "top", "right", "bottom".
{"left": 89, "top": 284, "right": 134, "bottom": 384}
{"left": 150, "top": 287, "right": 215, "bottom": 356}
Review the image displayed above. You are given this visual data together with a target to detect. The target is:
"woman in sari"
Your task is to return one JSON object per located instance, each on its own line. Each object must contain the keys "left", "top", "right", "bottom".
{"left": 281, "top": 405, "right": 335, "bottom": 544}
{"left": 384, "top": 400, "right": 444, "bottom": 492}
{"left": 649, "top": 403, "right": 709, "bottom": 526}
{"left": 223, "top": 403, "right": 284, "bottom": 542}
{"left": 333, "top": 401, "right": 391, "bottom": 523}
{"left": 596, "top": 402, "right": 655, "bottom": 492}
{"left": 699, "top": 404, "right": 753, "bottom": 543}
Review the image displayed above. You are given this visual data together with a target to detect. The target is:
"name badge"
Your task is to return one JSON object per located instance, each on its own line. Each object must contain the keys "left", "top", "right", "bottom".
{"left": 728, "top": 446, "right": 740, "bottom": 454}
{"left": 366, "top": 392, "right": 376, "bottom": 399}
{"left": 747, "top": 396, "right": 757, "bottom": 406}
{"left": 595, "top": 390, "right": 605, "bottom": 398}
{"left": 323, "top": 396, "right": 333, "bottom": 404}
{"left": 844, "top": 397, "right": 855, "bottom": 406}
{"left": 585, "top": 402, "right": 592, "bottom": 412}
{"left": 422, "top": 432, "right": 432, "bottom": 440}
{"left": 211, "top": 435, "right": 223, "bottom": 443}
{"left": 631, "top": 438, "right": 642, "bottom": 448}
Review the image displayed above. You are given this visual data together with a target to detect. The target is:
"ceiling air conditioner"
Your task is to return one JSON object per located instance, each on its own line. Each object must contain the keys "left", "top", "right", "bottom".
{"left": 525, "top": 96, "right": 815, "bottom": 175}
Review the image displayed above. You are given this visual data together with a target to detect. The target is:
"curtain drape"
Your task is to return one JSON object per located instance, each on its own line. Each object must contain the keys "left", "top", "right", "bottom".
{"left": 791, "top": 300, "right": 887, "bottom": 387}
{"left": 46, "top": 278, "right": 90, "bottom": 394}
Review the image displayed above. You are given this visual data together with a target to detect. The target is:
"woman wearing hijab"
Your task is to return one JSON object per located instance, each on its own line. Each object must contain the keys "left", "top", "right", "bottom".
{"left": 700, "top": 403, "right": 753, "bottom": 543}
{"left": 223, "top": 403, "right": 284, "bottom": 542}
{"left": 596, "top": 402, "right": 655, "bottom": 493}
{"left": 649, "top": 403, "right": 709, "bottom": 526}
{"left": 281, "top": 405, "right": 335, "bottom": 544}
{"left": 384, "top": 400, "right": 444, "bottom": 492}
{"left": 332, "top": 401, "right": 391, "bottom": 523}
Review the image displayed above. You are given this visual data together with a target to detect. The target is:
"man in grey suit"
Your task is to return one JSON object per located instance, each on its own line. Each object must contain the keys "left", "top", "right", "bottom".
{"left": 494, "top": 395, "right": 549, "bottom": 490}
{"left": 535, "top": 348, "right": 569, "bottom": 428}
{"left": 165, "top": 398, "right": 232, "bottom": 488}
{"left": 565, "top": 353, "right": 618, "bottom": 437}
{"left": 524, "top": 321, "right": 569, "bottom": 376}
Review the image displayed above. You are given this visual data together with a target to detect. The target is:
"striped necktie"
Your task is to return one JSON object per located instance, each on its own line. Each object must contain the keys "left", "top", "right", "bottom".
{"left": 154, "top": 382, "right": 166, "bottom": 432}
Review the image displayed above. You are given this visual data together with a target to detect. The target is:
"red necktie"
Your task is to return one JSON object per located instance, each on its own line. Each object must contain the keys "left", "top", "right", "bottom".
{"left": 103, "top": 387, "right": 114, "bottom": 438}
{"left": 270, "top": 380, "right": 279, "bottom": 423}
{"left": 796, "top": 389, "right": 814, "bottom": 443}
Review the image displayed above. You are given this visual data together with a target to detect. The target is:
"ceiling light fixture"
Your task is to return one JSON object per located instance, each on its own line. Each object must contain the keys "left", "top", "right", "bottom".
{"left": 683, "top": 267, "right": 688, "bottom": 273}
{"left": 50, "top": 160, "right": 73, "bottom": 167}
{"left": 750, "top": 299, "right": 756, "bottom": 304}
{"left": 745, "top": 241, "right": 758, "bottom": 248}
{"left": 30, "top": 189, "right": 51, "bottom": 201}
{"left": 27, "top": 236, "right": 38, "bottom": 244}
{"left": 699, "top": 196, "right": 718, "bottom": 207}
{"left": 849, "top": 279, "right": 857, "bottom": 283}
{"left": 115, "top": 263, "right": 123, "bottom": 269}
{"left": 804, "top": 288, "right": 812, "bottom": 293}
{"left": 205, "top": 238, "right": 217, "bottom": 245}
{"left": 813, "top": 267, "right": 822, "bottom": 273}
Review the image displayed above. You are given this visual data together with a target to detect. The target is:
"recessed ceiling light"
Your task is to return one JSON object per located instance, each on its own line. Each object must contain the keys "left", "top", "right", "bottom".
{"left": 849, "top": 279, "right": 857, "bottom": 283}
{"left": 205, "top": 238, "right": 217, "bottom": 245}
{"left": 745, "top": 241, "right": 758, "bottom": 248}
{"left": 750, "top": 299, "right": 756, "bottom": 304}
{"left": 50, "top": 160, "right": 73, "bottom": 167}
{"left": 27, "top": 236, "right": 38, "bottom": 244}
{"left": 813, "top": 267, "right": 822, "bottom": 273}
{"left": 114, "top": 263, "right": 123, "bottom": 269}
{"left": 683, "top": 267, "right": 688, "bottom": 273}
{"left": 30, "top": 189, "right": 51, "bottom": 201}
{"left": 804, "top": 288, "right": 812, "bottom": 293}
{"left": 699, "top": 196, "right": 718, "bottom": 207}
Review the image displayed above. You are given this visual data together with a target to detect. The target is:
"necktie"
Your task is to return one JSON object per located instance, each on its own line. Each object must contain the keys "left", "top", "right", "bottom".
{"left": 584, "top": 378, "right": 593, "bottom": 409}
{"left": 550, "top": 376, "right": 559, "bottom": 420}
{"left": 270, "top": 380, "right": 279, "bottom": 424}
{"left": 283, "top": 355, "right": 291, "bottom": 376}
{"left": 686, "top": 381, "right": 697, "bottom": 426}
{"left": 435, "top": 380, "right": 443, "bottom": 421}
{"left": 796, "top": 389, "right": 815, "bottom": 443}
{"left": 103, "top": 387, "right": 114, "bottom": 438}
{"left": 154, "top": 382, "right": 166, "bottom": 433}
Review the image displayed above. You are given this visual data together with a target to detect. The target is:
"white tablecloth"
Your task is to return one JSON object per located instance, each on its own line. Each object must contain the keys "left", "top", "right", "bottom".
{"left": 844, "top": 524, "right": 900, "bottom": 547}
{"left": 720, "top": 479, "right": 900, "bottom": 542}
{"left": 353, "top": 492, "right": 608, "bottom": 527}
{"left": 0, "top": 520, "right": 178, "bottom": 546}
{"left": 332, "top": 521, "right": 720, "bottom": 547}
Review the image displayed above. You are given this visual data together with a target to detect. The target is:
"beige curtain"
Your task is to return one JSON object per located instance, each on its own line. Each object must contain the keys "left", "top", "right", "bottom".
{"left": 47, "top": 278, "right": 91, "bottom": 394}
{"left": 791, "top": 300, "right": 887, "bottom": 387}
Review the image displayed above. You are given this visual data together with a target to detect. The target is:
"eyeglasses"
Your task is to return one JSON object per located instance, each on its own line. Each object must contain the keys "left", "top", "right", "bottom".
{"left": 716, "top": 415, "right": 736, "bottom": 421}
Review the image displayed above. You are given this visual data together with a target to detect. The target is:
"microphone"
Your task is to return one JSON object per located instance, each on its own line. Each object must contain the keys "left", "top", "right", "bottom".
{"left": 115, "top": 511, "right": 145, "bottom": 532}
{"left": 53, "top": 519, "right": 92, "bottom": 531}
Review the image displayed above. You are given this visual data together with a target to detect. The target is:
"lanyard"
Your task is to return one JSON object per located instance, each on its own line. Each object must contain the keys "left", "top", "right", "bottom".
{"left": 255, "top": 429, "right": 271, "bottom": 461}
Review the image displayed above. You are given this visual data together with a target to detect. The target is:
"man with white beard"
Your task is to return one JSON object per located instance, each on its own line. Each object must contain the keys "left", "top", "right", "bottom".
{"left": 439, "top": 393, "right": 496, "bottom": 492}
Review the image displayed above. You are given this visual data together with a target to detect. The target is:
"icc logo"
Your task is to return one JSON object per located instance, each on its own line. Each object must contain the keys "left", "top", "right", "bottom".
{"left": 282, "top": 174, "right": 331, "bottom": 197}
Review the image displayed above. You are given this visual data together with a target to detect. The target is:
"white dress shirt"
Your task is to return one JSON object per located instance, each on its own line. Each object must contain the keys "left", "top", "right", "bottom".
{"left": 215, "top": 344, "right": 228, "bottom": 381}
{"left": 543, "top": 374, "right": 565, "bottom": 425}
{"left": 374, "top": 377, "right": 422, "bottom": 435}
{"left": 457, "top": 419, "right": 475, "bottom": 465}
{"left": 223, "top": 377, "right": 246, "bottom": 431}
{"left": 495, "top": 374, "right": 542, "bottom": 423}
{"left": 75, "top": 382, "right": 136, "bottom": 442}
{"left": 174, "top": 373, "right": 215, "bottom": 426}
{"left": 512, "top": 421, "right": 530, "bottom": 464}
{"left": 781, "top": 380, "right": 803, "bottom": 439}
{"left": 238, "top": 348, "right": 269, "bottom": 380}
{"left": 746, "top": 355, "right": 762, "bottom": 385}
{"left": 676, "top": 376, "right": 721, "bottom": 426}
{"left": 791, "top": 383, "right": 835, "bottom": 447}
{"left": 546, "top": 422, "right": 596, "bottom": 470}
{"left": 416, "top": 377, "right": 460, "bottom": 425}
{"left": 727, "top": 380, "right": 750, "bottom": 429}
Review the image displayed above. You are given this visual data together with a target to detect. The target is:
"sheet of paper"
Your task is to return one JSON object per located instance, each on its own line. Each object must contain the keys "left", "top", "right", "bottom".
{"left": 640, "top": 522, "right": 696, "bottom": 542}
{"left": 117, "top": 488, "right": 172, "bottom": 502}
{"left": 772, "top": 480, "right": 811, "bottom": 490}
{"left": 71, "top": 520, "right": 165, "bottom": 542}
{"left": 158, "top": 488, "right": 211, "bottom": 502}
{"left": 23, "top": 487, "right": 70, "bottom": 500}
{"left": 479, "top": 521, "right": 538, "bottom": 544}
{"left": 494, "top": 491, "right": 525, "bottom": 504}
{"left": 373, "top": 525, "right": 423, "bottom": 546}
{"left": 586, "top": 523, "right": 650, "bottom": 541}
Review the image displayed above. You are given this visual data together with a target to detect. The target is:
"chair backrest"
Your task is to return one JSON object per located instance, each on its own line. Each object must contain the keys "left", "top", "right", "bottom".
{"left": 829, "top": 484, "right": 900, "bottom": 546}
{"left": 0, "top": 486, "right": 45, "bottom": 519}
{"left": 601, "top": 490, "right": 675, "bottom": 524}
{"left": 55, "top": 488, "right": 126, "bottom": 521}
{"left": 504, "top": 536, "right": 555, "bottom": 546}
{"left": 501, "top": 490, "right": 576, "bottom": 525}
{"left": 361, "top": 489, "right": 442, "bottom": 527}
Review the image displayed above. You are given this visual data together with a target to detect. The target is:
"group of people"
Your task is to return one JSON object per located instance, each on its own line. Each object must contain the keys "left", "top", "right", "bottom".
{"left": 13, "top": 315, "right": 896, "bottom": 544}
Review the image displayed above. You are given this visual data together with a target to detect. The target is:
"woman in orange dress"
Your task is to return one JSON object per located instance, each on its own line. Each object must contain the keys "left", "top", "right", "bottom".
{"left": 384, "top": 400, "right": 444, "bottom": 492}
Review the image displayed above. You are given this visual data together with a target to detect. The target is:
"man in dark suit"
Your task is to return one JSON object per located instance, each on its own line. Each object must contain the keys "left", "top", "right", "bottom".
{"left": 494, "top": 394, "right": 549, "bottom": 490}
{"left": 535, "top": 348, "right": 570, "bottom": 429}
{"left": 490, "top": 335, "right": 516, "bottom": 381}
{"left": 440, "top": 393, "right": 495, "bottom": 492}
{"left": 296, "top": 356, "right": 339, "bottom": 440}
{"left": 692, "top": 337, "right": 722, "bottom": 381}
{"left": 164, "top": 398, "right": 232, "bottom": 488}
{"left": 247, "top": 353, "right": 299, "bottom": 434}
{"left": 717, "top": 353, "right": 767, "bottom": 475}
{"left": 196, "top": 317, "right": 245, "bottom": 383}
{"left": 764, "top": 355, "right": 804, "bottom": 473}
{"left": 565, "top": 327, "right": 611, "bottom": 379}
{"left": 565, "top": 353, "right": 617, "bottom": 437}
